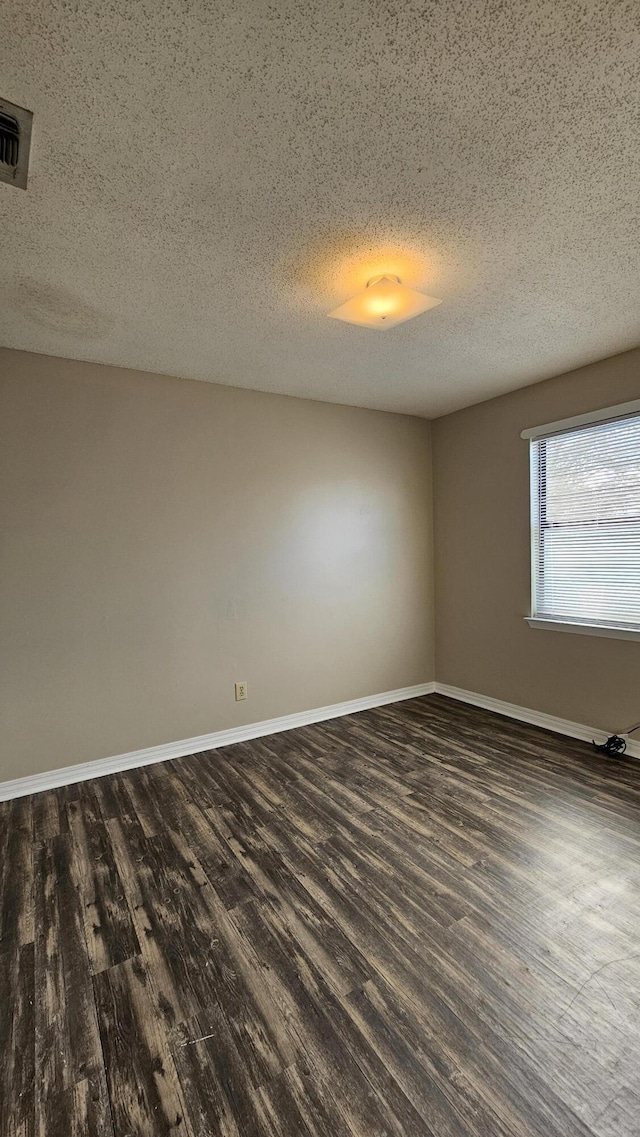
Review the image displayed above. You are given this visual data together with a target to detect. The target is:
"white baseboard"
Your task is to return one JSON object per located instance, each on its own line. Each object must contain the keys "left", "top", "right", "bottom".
{"left": 3, "top": 677, "right": 635, "bottom": 802}
{"left": 0, "top": 682, "right": 436, "bottom": 802}
{"left": 434, "top": 682, "right": 640, "bottom": 760}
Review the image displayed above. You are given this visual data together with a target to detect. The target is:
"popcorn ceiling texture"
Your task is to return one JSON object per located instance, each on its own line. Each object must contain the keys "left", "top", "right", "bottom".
{"left": 0, "top": 0, "right": 638, "bottom": 417}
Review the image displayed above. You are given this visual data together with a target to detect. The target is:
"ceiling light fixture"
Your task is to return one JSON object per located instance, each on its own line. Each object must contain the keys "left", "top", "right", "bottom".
{"left": 327, "top": 275, "right": 441, "bottom": 331}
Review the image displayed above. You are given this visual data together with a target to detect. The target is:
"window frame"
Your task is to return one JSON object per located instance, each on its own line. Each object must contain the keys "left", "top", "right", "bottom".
{"left": 522, "top": 399, "right": 640, "bottom": 643}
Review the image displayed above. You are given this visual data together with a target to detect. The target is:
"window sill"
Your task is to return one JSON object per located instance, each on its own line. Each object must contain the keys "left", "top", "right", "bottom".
{"left": 525, "top": 617, "right": 640, "bottom": 643}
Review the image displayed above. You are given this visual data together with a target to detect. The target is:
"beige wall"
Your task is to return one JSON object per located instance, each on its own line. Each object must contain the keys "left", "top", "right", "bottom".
{"left": 4, "top": 342, "right": 639, "bottom": 786}
{"left": 0, "top": 349, "right": 434, "bottom": 782}
{"left": 433, "top": 347, "right": 640, "bottom": 733}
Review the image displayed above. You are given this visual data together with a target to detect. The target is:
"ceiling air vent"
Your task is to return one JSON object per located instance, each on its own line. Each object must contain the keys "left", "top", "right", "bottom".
{"left": 0, "top": 98, "right": 33, "bottom": 189}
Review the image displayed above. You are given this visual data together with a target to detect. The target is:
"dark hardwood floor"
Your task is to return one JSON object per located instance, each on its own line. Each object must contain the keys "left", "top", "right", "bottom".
{"left": 2, "top": 694, "right": 640, "bottom": 1136}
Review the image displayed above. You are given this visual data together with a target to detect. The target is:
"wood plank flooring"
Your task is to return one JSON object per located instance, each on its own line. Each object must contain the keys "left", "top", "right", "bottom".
{"left": 2, "top": 693, "right": 640, "bottom": 1136}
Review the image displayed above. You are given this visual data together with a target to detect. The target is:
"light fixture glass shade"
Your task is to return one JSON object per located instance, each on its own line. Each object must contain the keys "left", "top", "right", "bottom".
{"left": 327, "top": 275, "right": 441, "bottom": 330}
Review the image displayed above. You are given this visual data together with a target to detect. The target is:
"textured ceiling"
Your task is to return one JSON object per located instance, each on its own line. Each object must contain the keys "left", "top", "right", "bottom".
{"left": 1, "top": 0, "right": 639, "bottom": 417}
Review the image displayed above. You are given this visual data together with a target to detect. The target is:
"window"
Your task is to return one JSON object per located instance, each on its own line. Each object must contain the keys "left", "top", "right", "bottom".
{"left": 525, "top": 404, "right": 640, "bottom": 638}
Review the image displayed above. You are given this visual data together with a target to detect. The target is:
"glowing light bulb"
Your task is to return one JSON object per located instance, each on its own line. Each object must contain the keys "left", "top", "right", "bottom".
{"left": 328, "top": 275, "right": 441, "bottom": 331}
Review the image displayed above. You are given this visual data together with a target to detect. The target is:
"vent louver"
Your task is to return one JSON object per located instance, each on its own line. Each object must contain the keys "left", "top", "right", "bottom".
{"left": 0, "top": 99, "right": 33, "bottom": 189}
{"left": 0, "top": 112, "right": 19, "bottom": 167}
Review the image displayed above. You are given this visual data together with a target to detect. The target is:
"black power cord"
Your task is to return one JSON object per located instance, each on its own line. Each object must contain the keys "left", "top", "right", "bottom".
{"left": 592, "top": 721, "right": 640, "bottom": 758}
{"left": 593, "top": 734, "right": 627, "bottom": 757}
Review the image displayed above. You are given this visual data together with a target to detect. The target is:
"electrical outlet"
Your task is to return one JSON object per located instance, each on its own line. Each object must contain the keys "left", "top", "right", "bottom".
{"left": 235, "top": 681, "right": 247, "bottom": 701}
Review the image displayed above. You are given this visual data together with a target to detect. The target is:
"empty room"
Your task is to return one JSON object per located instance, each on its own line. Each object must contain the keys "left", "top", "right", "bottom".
{"left": 1, "top": 1, "right": 639, "bottom": 1134}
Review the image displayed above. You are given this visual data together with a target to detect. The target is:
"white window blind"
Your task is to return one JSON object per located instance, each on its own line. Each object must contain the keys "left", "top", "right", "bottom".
{"left": 530, "top": 411, "right": 640, "bottom": 631}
